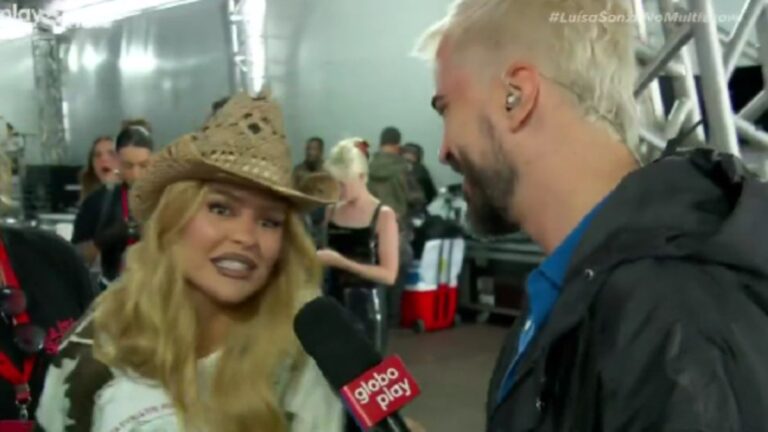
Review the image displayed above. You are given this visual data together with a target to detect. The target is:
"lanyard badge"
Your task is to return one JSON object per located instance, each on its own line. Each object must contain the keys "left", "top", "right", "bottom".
{"left": 0, "top": 237, "right": 42, "bottom": 422}
{"left": 121, "top": 186, "right": 140, "bottom": 245}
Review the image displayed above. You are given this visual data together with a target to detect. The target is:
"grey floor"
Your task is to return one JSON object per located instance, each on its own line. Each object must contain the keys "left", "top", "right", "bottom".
{"left": 390, "top": 324, "right": 509, "bottom": 432}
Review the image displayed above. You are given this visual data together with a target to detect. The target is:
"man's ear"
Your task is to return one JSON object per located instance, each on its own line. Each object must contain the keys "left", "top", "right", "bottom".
{"left": 501, "top": 62, "right": 541, "bottom": 132}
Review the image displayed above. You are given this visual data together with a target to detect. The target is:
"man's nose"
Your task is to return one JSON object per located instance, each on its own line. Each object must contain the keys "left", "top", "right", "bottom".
{"left": 439, "top": 140, "right": 450, "bottom": 165}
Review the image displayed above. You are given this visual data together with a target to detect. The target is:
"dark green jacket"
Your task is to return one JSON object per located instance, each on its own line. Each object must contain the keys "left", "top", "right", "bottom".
{"left": 367, "top": 152, "right": 424, "bottom": 221}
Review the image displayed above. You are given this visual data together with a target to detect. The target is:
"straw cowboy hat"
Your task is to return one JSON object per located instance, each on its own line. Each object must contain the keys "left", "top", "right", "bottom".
{"left": 130, "top": 92, "right": 338, "bottom": 222}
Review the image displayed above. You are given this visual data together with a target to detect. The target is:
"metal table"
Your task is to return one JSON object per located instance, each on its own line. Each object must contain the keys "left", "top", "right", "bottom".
{"left": 459, "top": 236, "right": 545, "bottom": 319}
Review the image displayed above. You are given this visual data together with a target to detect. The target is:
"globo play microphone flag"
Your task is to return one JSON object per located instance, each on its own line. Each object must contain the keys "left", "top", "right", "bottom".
{"left": 339, "top": 355, "right": 422, "bottom": 429}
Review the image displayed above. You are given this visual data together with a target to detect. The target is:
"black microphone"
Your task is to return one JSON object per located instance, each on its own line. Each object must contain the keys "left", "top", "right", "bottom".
{"left": 294, "top": 297, "right": 417, "bottom": 432}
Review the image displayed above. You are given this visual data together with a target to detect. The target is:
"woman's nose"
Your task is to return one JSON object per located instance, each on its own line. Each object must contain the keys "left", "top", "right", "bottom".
{"left": 230, "top": 216, "right": 260, "bottom": 248}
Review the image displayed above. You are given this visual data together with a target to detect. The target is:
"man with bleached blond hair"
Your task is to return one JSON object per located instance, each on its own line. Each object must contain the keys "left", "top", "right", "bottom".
{"left": 417, "top": 0, "right": 768, "bottom": 431}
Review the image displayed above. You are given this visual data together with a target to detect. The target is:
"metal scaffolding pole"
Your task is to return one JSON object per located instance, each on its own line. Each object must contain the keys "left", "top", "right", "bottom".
{"left": 640, "top": 127, "right": 669, "bottom": 150}
{"left": 658, "top": 0, "right": 705, "bottom": 144}
{"left": 756, "top": 6, "right": 768, "bottom": 87}
{"left": 632, "top": 0, "right": 669, "bottom": 136}
{"left": 722, "top": 0, "right": 765, "bottom": 77}
{"left": 739, "top": 90, "right": 768, "bottom": 122}
{"left": 736, "top": 3, "right": 768, "bottom": 144}
{"left": 735, "top": 116, "right": 768, "bottom": 148}
{"left": 688, "top": 0, "right": 741, "bottom": 156}
{"left": 719, "top": 31, "right": 760, "bottom": 64}
{"left": 636, "top": 43, "right": 687, "bottom": 77}
{"left": 31, "top": 29, "right": 67, "bottom": 164}
{"left": 634, "top": 23, "right": 694, "bottom": 98}
{"left": 227, "top": 0, "right": 249, "bottom": 93}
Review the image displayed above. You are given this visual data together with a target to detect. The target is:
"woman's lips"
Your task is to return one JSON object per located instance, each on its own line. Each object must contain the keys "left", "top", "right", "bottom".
{"left": 210, "top": 254, "right": 257, "bottom": 280}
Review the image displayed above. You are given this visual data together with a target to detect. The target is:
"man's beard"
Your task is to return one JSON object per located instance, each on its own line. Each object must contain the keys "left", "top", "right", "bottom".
{"left": 462, "top": 117, "right": 520, "bottom": 237}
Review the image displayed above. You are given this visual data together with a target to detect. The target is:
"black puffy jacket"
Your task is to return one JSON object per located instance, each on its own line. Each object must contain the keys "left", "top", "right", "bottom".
{"left": 487, "top": 150, "right": 768, "bottom": 432}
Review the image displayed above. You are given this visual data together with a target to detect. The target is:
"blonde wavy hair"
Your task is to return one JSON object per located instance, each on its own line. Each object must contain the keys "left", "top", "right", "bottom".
{"left": 415, "top": 0, "right": 639, "bottom": 152}
{"left": 325, "top": 138, "right": 369, "bottom": 181}
{"left": 93, "top": 180, "right": 321, "bottom": 432}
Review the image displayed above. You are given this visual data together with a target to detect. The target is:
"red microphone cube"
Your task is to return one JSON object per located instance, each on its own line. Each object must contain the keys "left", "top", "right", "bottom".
{"left": 339, "top": 355, "right": 422, "bottom": 430}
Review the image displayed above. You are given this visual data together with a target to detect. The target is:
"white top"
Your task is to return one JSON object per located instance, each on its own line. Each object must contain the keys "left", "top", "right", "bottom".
{"left": 35, "top": 315, "right": 344, "bottom": 432}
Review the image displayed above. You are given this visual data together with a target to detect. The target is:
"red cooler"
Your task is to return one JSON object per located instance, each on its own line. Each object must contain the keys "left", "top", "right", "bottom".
{"left": 401, "top": 238, "right": 465, "bottom": 332}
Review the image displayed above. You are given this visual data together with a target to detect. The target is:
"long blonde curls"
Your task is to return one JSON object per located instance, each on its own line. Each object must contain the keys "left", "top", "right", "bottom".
{"left": 93, "top": 180, "right": 322, "bottom": 432}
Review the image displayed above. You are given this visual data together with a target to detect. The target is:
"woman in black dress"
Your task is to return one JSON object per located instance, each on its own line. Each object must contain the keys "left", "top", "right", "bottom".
{"left": 318, "top": 138, "right": 399, "bottom": 353}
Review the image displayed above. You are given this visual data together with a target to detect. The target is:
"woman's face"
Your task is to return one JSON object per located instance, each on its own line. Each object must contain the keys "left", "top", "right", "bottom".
{"left": 179, "top": 183, "right": 288, "bottom": 307}
{"left": 119, "top": 146, "right": 152, "bottom": 186}
{"left": 337, "top": 174, "right": 366, "bottom": 203}
{"left": 402, "top": 151, "right": 418, "bottom": 165}
{"left": 92, "top": 139, "right": 118, "bottom": 183}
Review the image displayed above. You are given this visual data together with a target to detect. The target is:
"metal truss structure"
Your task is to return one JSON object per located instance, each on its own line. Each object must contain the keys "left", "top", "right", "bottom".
{"left": 227, "top": 0, "right": 250, "bottom": 93}
{"left": 31, "top": 27, "right": 67, "bottom": 164}
{"left": 634, "top": 0, "right": 768, "bottom": 175}
{"left": 227, "top": 0, "right": 265, "bottom": 95}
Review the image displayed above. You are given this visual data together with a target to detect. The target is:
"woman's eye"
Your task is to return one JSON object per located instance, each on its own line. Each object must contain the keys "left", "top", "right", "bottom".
{"left": 261, "top": 219, "right": 284, "bottom": 229}
{"left": 208, "top": 203, "right": 232, "bottom": 216}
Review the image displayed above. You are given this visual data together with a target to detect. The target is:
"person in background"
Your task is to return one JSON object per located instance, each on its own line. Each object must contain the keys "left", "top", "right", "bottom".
{"left": 36, "top": 92, "right": 342, "bottom": 432}
{"left": 72, "top": 125, "right": 153, "bottom": 291}
{"left": 295, "top": 170, "right": 340, "bottom": 248}
{"left": 120, "top": 118, "right": 153, "bottom": 134}
{"left": 368, "top": 127, "right": 425, "bottom": 221}
{"left": 321, "top": 138, "right": 399, "bottom": 432}
{"left": 367, "top": 127, "right": 424, "bottom": 326}
{"left": 0, "top": 149, "right": 93, "bottom": 424}
{"left": 402, "top": 142, "right": 438, "bottom": 209}
{"left": 293, "top": 137, "right": 328, "bottom": 243}
{"left": 293, "top": 137, "right": 327, "bottom": 188}
{"left": 78, "top": 136, "right": 119, "bottom": 202}
{"left": 321, "top": 138, "right": 399, "bottom": 351}
{"left": 417, "top": 0, "right": 768, "bottom": 430}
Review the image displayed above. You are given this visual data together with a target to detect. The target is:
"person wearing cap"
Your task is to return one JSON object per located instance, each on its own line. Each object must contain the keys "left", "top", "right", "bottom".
{"left": 35, "top": 93, "right": 344, "bottom": 432}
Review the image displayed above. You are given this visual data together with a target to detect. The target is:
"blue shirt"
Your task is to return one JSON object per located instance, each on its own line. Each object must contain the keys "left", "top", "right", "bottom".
{"left": 496, "top": 204, "right": 603, "bottom": 405}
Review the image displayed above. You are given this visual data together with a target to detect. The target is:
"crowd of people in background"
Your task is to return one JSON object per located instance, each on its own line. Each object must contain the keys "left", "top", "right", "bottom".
{"left": 0, "top": 90, "right": 439, "bottom": 430}
{"left": 293, "top": 127, "right": 439, "bottom": 335}
{"left": 71, "top": 95, "right": 440, "bottom": 318}
{"left": 0, "top": 112, "right": 163, "bottom": 425}
{"left": 3, "top": 0, "right": 766, "bottom": 430}
{"left": 36, "top": 93, "right": 344, "bottom": 432}
{"left": 73, "top": 123, "right": 153, "bottom": 292}
{"left": 1, "top": 38, "right": 438, "bottom": 428}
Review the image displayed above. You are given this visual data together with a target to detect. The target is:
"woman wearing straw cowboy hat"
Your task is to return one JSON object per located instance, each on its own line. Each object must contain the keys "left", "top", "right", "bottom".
{"left": 35, "top": 92, "right": 344, "bottom": 432}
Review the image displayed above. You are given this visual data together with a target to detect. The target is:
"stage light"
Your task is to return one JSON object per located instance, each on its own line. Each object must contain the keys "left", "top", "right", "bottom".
{"left": 0, "top": 16, "right": 33, "bottom": 41}
{"left": 81, "top": 45, "right": 103, "bottom": 70}
{"left": 67, "top": 44, "right": 80, "bottom": 72}
{"left": 118, "top": 51, "right": 158, "bottom": 74}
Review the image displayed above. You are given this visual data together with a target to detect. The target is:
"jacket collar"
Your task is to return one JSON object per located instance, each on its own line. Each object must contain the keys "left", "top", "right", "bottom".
{"left": 493, "top": 149, "right": 755, "bottom": 409}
